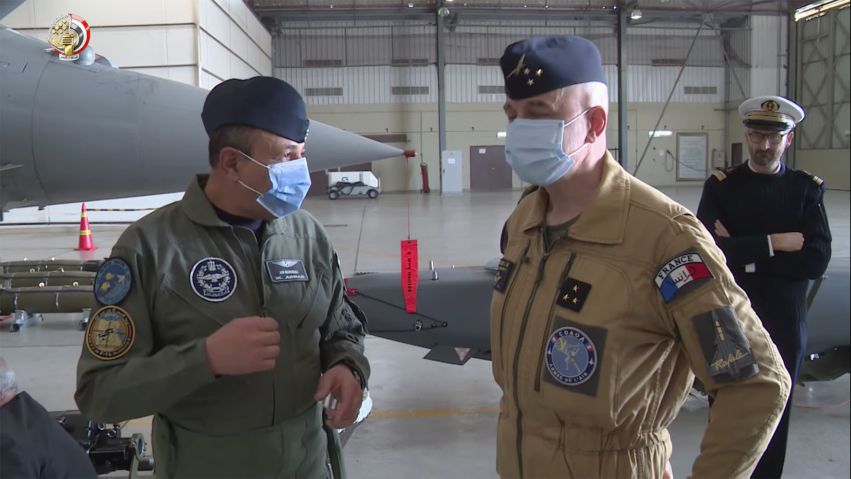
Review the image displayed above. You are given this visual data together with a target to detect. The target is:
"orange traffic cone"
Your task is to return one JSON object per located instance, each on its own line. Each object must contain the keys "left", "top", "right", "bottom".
{"left": 74, "top": 202, "right": 96, "bottom": 251}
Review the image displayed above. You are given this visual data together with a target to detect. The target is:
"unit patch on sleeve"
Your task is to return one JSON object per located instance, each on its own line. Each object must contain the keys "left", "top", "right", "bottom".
{"left": 94, "top": 258, "right": 133, "bottom": 305}
{"left": 85, "top": 305, "right": 136, "bottom": 361}
{"left": 691, "top": 306, "right": 758, "bottom": 383}
{"left": 543, "top": 316, "right": 607, "bottom": 397}
{"left": 556, "top": 277, "right": 591, "bottom": 312}
{"left": 190, "top": 257, "right": 237, "bottom": 302}
{"left": 493, "top": 258, "right": 516, "bottom": 293}
{"left": 266, "top": 259, "right": 309, "bottom": 283}
{"left": 655, "top": 249, "right": 714, "bottom": 303}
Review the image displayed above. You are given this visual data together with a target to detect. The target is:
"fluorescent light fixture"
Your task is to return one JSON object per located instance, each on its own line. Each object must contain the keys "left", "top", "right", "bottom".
{"left": 649, "top": 130, "right": 673, "bottom": 138}
{"left": 630, "top": 8, "right": 643, "bottom": 20}
{"left": 496, "top": 131, "right": 507, "bottom": 139}
{"left": 795, "top": 0, "right": 850, "bottom": 21}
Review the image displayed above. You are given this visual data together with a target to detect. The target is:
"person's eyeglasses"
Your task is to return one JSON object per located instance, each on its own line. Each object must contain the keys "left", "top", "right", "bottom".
{"left": 747, "top": 131, "right": 785, "bottom": 145}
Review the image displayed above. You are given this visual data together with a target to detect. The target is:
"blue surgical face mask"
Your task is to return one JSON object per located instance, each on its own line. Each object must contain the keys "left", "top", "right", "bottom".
{"left": 504, "top": 110, "right": 590, "bottom": 186}
{"left": 237, "top": 152, "right": 312, "bottom": 218}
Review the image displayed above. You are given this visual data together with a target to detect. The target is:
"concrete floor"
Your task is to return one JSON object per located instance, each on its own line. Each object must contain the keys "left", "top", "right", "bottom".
{"left": 1, "top": 186, "right": 849, "bottom": 478}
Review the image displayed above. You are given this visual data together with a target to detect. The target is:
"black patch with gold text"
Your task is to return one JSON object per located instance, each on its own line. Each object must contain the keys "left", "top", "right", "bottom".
{"left": 266, "top": 259, "right": 309, "bottom": 283}
{"left": 493, "top": 258, "right": 515, "bottom": 293}
{"left": 691, "top": 306, "right": 758, "bottom": 383}
{"left": 556, "top": 277, "right": 591, "bottom": 312}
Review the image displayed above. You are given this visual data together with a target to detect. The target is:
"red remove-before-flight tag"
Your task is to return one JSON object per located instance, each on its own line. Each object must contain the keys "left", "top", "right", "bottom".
{"left": 401, "top": 240, "right": 419, "bottom": 314}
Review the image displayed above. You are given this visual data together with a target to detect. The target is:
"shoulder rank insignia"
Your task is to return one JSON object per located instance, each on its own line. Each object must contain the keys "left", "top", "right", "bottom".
{"left": 86, "top": 305, "right": 136, "bottom": 361}
{"left": 655, "top": 249, "right": 714, "bottom": 303}
{"left": 190, "top": 257, "right": 238, "bottom": 302}
{"left": 799, "top": 169, "right": 824, "bottom": 186}
{"left": 711, "top": 169, "right": 727, "bottom": 181}
{"left": 94, "top": 258, "right": 133, "bottom": 305}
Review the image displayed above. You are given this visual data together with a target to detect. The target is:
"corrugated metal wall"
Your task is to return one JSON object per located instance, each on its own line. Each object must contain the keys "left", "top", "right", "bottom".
{"left": 272, "top": 19, "right": 729, "bottom": 104}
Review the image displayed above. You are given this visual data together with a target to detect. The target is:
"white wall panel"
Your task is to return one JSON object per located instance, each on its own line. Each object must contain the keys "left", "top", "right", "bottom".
{"left": 275, "top": 66, "right": 436, "bottom": 105}
{"left": 3, "top": 0, "right": 194, "bottom": 28}
{"left": 126, "top": 66, "right": 197, "bottom": 85}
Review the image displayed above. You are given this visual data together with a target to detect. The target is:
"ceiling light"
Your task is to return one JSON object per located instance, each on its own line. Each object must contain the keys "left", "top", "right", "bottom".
{"left": 795, "top": 0, "right": 850, "bottom": 21}
{"left": 649, "top": 130, "right": 673, "bottom": 138}
{"left": 630, "top": 8, "right": 643, "bottom": 20}
{"left": 496, "top": 131, "right": 507, "bottom": 139}
{"left": 408, "top": 2, "right": 414, "bottom": 8}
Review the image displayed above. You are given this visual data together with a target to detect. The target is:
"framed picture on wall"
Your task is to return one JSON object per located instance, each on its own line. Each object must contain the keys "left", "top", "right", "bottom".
{"left": 676, "top": 132, "right": 708, "bottom": 181}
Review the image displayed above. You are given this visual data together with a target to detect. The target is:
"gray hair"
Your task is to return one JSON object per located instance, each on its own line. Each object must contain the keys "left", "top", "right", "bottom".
{"left": 0, "top": 357, "right": 18, "bottom": 398}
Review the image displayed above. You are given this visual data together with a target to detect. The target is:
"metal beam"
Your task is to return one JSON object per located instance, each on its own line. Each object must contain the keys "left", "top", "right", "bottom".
{"left": 617, "top": 2, "right": 628, "bottom": 167}
{"left": 436, "top": 2, "right": 447, "bottom": 193}
{"left": 788, "top": 11, "right": 798, "bottom": 167}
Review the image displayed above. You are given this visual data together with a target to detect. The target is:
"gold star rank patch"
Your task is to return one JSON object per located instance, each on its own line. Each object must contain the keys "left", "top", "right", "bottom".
{"left": 557, "top": 277, "right": 591, "bottom": 312}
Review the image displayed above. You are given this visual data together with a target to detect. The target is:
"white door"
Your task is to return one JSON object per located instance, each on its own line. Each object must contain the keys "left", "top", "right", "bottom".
{"left": 441, "top": 150, "right": 463, "bottom": 194}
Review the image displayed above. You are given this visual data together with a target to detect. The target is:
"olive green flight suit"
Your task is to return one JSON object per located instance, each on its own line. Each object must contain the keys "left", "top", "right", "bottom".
{"left": 491, "top": 153, "right": 790, "bottom": 478}
{"left": 76, "top": 175, "right": 369, "bottom": 478}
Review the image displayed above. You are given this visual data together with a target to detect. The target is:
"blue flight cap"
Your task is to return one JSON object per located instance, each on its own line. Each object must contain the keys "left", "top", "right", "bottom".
{"left": 202, "top": 76, "right": 309, "bottom": 143}
{"left": 500, "top": 35, "right": 607, "bottom": 100}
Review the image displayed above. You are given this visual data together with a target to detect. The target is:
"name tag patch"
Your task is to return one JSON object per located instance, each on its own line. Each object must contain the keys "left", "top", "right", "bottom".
{"left": 266, "top": 259, "right": 309, "bottom": 283}
{"left": 493, "top": 258, "right": 515, "bottom": 293}
{"left": 655, "top": 249, "right": 713, "bottom": 303}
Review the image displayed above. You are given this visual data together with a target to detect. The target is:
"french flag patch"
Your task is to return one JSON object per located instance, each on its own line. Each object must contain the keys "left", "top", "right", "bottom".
{"left": 655, "top": 249, "right": 714, "bottom": 303}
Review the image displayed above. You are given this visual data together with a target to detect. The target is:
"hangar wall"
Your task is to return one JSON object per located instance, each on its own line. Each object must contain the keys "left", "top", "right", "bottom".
{"left": 2, "top": 0, "right": 271, "bottom": 87}
{"left": 273, "top": 17, "right": 787, "bottom": 192}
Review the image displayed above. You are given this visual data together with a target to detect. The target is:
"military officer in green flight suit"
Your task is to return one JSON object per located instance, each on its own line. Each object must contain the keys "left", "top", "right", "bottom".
{"left": 75, "top": 76, "right": 370, "bottom": 479}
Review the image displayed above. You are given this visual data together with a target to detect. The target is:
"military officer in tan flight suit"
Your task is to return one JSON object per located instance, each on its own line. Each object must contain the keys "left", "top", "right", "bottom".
{"left": 491, "top": 36, "right": 790, "bottom": 478}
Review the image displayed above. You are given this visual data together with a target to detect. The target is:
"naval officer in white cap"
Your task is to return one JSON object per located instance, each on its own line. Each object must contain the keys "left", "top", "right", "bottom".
{"left": 697, "top": 95, "right": 832, "bottom": 478}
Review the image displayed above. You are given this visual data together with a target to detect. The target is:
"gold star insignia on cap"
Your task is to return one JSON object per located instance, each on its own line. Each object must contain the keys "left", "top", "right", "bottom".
{"left": 523, "top": 68, "right": 530, "bottom": 75}
{"left": 527, "top": 79, "right": 534, "bottom": 86}
{"left": 536, "top": 69, "right": 543, "bottom": 77}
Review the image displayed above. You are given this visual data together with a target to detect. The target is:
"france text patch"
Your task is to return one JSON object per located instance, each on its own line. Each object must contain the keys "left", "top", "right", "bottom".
{"left": 266, "top": 259, "right": 309, "bottom": 283}
{"left": 543, "top": 317, "right": 607, "bottom": 397}
{"left": 94, "top": 258, "right": 132, "bottom": 305}
{"left": 190, "top": 257, "right": 237, "bottom": 302}
{"left": 655, "top": 249, "right": 713, "bottom": 303}
{"left": 692, "top": 306, "right": 758, "bottom": 383}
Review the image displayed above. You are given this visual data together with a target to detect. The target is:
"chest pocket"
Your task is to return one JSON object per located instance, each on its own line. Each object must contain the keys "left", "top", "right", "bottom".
{"left": 532, "top": 254, "right": 632, "bottom": 428}
{"left": 157, "top": 270, "right": 255, "bottom": 344}
{"left": 265, "top": 270, "right": 328, "bottom": 332}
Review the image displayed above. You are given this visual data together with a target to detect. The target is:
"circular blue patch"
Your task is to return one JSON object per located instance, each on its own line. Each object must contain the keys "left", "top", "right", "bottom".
{"left": 190, "top": 257, "right": 237, "bottom": 302}
{"left": 94, "top": 258, "right": 133, "bottom": 305}
{"left": 546, "top": 327, "right": 597, "bottom": 386}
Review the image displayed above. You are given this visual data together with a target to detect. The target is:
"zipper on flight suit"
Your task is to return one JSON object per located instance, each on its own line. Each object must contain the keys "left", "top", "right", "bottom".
{"left": 498, "top": 241, "right": 531, "bottom": 374}
{"left": 511, "top": 225, "right": 550, "bottom": 479}
{"left": 534, "top": 252, "right": 577, "bottom": 392}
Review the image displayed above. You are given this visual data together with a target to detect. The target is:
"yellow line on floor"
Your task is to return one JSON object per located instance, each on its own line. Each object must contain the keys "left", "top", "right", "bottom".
{"left": 121, "top": 405, "right": 499, "bottom": 428}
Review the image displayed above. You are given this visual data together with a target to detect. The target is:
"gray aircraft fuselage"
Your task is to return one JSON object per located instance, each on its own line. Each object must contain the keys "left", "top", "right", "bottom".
{"left": 0, "top": 26, "right": 403, "bottom": 211}
{"left": 347, "top": 258, "right": 850, "bottom": 380}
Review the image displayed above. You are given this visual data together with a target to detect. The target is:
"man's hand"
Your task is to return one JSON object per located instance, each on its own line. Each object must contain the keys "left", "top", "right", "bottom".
{"left": 314, "top": 364, "right": 363, "bottom": 429}
{"left": 770, "top": 232, "right": 804, "bottom": 252}
{"left": 205, "top": 317, "right": 280, "bottom": 375}
{"left": 714, "top": 220, "right": 731, "bottom": 238}
{"left": 663, "top": 460, "right": 674, "bottom": 479}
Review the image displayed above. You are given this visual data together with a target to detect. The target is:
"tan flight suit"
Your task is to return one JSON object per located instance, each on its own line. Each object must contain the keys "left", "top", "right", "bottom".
{"left": 491, "top": 153, "right": 790, "bottom": 479}
{"left": 76, "top": 175, "right": 369, "bottom": 478}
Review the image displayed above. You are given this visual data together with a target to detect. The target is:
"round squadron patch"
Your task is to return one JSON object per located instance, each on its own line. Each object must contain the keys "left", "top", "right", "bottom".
{"left": 190, "top": 257, "right": 237, "bottom": 302}
{"left": 546, "top": 327, "right": 598, "bottom": 386}
{"left": 94, "top": 258, "right": 133, "bottom": 305}
{"left": 85, "top": 306, "right": 135, "bottom": 360}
